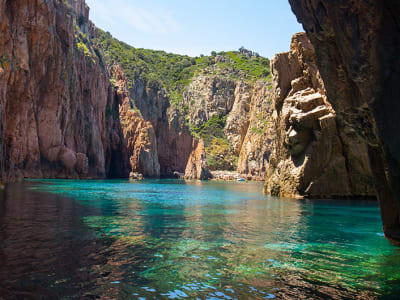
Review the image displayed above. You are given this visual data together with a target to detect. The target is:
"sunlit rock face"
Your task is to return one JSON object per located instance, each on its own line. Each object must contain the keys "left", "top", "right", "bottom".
{"left": 184, "top": 139, "right": 211, "bottom": 180}
{"left": 237, "top": 81, "right": 274, "bottom": 181}
{"left": 288, "top": 1, "right": 400, "bottom": 241}
{"left": 265, "top": 33, "right": 375, "bottom": 199}
{"left": 0, "top": 0, "right": 127, "bottom": 180}
{"left": 183, "top": 75, "right": 274, "bottom": 181}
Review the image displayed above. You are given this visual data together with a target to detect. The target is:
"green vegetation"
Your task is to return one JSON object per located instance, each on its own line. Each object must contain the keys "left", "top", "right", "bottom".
{"left": 190, "top": 114, "right": 227, "bottom": 145}
{"left": 190, "top": 114, "right": 236, "bottom": 171}
{"left": 95, "top": 30, "right": 271, "bottom": 171}
{"left": 95, "top": 29, "right": 270, "bottom": 104}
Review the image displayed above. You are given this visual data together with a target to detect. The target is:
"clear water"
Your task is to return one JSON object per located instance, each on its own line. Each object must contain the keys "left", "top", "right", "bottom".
{"left": 0, "top": 179, "right": 399, "bottom": 299}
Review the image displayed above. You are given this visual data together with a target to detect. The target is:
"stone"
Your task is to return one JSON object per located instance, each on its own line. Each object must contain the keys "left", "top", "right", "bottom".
{"left": 129, "top": 172, "right": 143, "bottom": 181}
{"left": 265, "top": 33, "right": 375, "bottom": 199}
{"left": 288, "top": 0, "right": 400, "bottom": 241}
{"left": 184, "top": 139, "right": 211, "bottom": 180}
{"left": 0, "top": 0, "right": 128, "bottom": 180}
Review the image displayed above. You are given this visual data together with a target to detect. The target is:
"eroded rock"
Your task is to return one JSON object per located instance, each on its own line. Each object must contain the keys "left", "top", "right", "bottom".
{"left": 289, "top": 0, "right": 400, "bottom": 241}
{"left": 265, "top": 33, "right": 375, "bottom": 198}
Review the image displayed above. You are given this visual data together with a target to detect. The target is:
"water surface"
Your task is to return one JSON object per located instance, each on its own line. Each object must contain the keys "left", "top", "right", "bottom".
{"left": 0, "top": 179, "right": 399, "bottom": 299}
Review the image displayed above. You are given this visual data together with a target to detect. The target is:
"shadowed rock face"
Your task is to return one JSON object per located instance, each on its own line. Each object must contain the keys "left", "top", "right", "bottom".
{"left": 129, "top": 79, "right": 203, "bottom": 178}
{"left": 265, "top": 33, "right": 374, "bottom": 199}
{"left": 0, "top": 0, "right": 128, "bottom": 180}
{"left": 288, "top": 0, "right": 400, "bottom": 241}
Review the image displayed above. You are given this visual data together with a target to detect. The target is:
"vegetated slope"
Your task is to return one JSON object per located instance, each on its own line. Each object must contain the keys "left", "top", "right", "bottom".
{"left": 96, "top": 29, "right": 272, "bottom": 173}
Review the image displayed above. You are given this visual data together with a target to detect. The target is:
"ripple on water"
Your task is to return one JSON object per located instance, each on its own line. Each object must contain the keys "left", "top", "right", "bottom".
{"left": 0, "top": 179, "right": 398, "bottom": 299}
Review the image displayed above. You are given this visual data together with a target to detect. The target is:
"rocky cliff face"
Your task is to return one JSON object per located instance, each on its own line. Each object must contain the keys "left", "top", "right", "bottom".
{"left": 183, "top": 76, "right": 236, "bottom": 127}
{"left": 237, "top": 81, "right": 274, "bottom": 181}
{"left": 184, "top": 139, "right": 211, "bottom": 180}
{"left": 110, "top": 65, "right": 159, "bottom": 177}
{"left": 0, "top": 0, "right": 127, "bottom": 180}
{"left": 129, "top": 79, "right": 207, "bottom": 178}
{"left": 265, "top": 33, "right": 374, "bottom": 198}
{"left": 288, "top": 1, "right": 400, "bottom": 240}
{"left": 183, "top": 74, "right": 273, "bottom": 180}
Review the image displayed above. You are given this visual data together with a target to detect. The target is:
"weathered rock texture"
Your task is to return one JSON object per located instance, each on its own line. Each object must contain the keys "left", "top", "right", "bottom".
{"left": 265, "top": 33, "right": 374, "bottom": 198}
{"left": 183, "top": 74, "right": 273, "bottom": 180}
{"left": 128, "top": 78, "right": 210, "bottom": 179}
{"left": 237, "top": 81, "right": 274, "bottom": 181}
{"left": 0, "top": 0, "right": 128, "bottom": 180}
{"left": 111, "top": 66, "right": 159, "bottom": 177}
{"left": 184, "top": 139, "right": 211, "bottom": 180}
{"left": 288, "top": 1, "right": 400, "bottom": 241}
{"left": 183, "top": 76, "right": 236, "bottom": 127}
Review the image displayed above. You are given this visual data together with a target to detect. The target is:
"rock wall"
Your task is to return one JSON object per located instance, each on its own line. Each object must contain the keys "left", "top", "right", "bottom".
{"left": 183, "top": 76, "right": 236, "bottom": 127}
{"left": 288, "top": 1, "right": 400, "bottom": 241}
{"left": 265, "top": 33, "right": 375, "bottom": 198}
{"left": 184, "top": 139, "right": 211, "bottom": 180}
{"left": 237, "top": 81, "right": 274, "bottom": 181}
{"left": 128, "top": 77, "right": 210, "bottom": 179}
{"left": 183, "top": 74, "right": 273, "bottom": 180}
{"left": 110, "top": 65, "right": 159, "bottom": 177}
{"left": 0, "top": 0, "right": 127, "bottom": 180}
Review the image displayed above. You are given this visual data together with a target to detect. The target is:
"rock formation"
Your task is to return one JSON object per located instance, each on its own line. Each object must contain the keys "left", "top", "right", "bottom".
{"left": 265, "top": 33, "right": 375, "bottom": 198}
{"left": 184, "top": 139, "right": 211, "bottom": 180}
{"left": 111, "top": 65, "right": 159, "bottom": 177}
{"left": 183, "top": 74, "right": 273, "bottom": 180}
{"left": 0, "top": 0, "right": 128, "bottom": 180}
{"left": 288, "top": 1, "right": 400, "bottom": 241}
{"left": 129, "top": 77, "right": 210, "bottom": 179}
{"left": 183, "top": 76, "right": 236, "bottom": 127}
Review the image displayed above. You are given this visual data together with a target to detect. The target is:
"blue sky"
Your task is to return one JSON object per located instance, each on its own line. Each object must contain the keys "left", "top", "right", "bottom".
{"left": 85, "top": 0, "right": 303, "bottom": 58}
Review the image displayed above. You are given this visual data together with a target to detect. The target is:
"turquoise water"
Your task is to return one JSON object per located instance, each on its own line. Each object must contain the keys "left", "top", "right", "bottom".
{"left": 0, "top": 179, "right": 399, "bottom": 299}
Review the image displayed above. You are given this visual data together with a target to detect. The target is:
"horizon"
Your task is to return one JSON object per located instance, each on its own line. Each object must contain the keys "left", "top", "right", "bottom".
{"left": 85, "top": 0, "right": 304, "bottom": 59}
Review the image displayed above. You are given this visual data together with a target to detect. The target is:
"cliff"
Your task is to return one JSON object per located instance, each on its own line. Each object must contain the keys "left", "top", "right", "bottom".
{"left": 110, "top": 65, "right": 159, "bottom": 177}
{"left": 184, "top": 73, "right": 273, "bottom": 180}
{"left": 265, "top": 33, "right": 375, "bottom": 198}
{"left": 0, "top": 0, "right": 128, "bottom": 180}
{"left": 237, "top": 81, "right": 274, "bottom": 180}
{"left": 98, "top": 32, "right": 272, "bottom": 180}
{"left": 288, "top": 1, "right": 400, "bottom": 241}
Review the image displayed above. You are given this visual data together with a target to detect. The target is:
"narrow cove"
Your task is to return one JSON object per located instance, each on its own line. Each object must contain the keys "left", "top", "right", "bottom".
{"left": 1, "top": 180, "right": 398, "bottom": 299}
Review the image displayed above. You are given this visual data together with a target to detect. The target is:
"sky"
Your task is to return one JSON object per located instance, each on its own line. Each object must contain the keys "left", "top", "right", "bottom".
{"left": 85, "top": 0, "right": 303, "bottom": 59}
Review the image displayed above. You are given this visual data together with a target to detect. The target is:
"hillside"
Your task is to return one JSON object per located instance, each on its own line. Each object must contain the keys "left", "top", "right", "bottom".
{"left": 95, "top": 29, "right": 272, "bottom": 172}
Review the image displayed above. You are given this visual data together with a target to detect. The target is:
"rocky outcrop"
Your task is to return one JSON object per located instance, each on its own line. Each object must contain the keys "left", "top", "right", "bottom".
{"left": 111, "top": 65, "right": 159, "bottom": 177}
{"left": 288, "top": 1, "right": 400, "bottom": 241}
{"left": 237, "top": 81, "right": 274, "bottom": 181}
{"left": 183, "top": 74, "right": 274, "bottom": 180}
{"left": 129, "top": 77, "right": 205, "bottom": 177}
{"left": 0, "top": 0, "right": 128, "bottom": 180}
{"left": 224, "top": 81, "right": 252, "bottom": 154}
{"left": 265, "top": 33, "right": 375, "bottom": 198}
{"left": 210, "top": 171, "right": 241, "bottom": 181}
{"left": 184, "top": 139, "right": 211, "bottom": 180}
{"left": 183, "top": 76, "right": 236, "bottom": 127}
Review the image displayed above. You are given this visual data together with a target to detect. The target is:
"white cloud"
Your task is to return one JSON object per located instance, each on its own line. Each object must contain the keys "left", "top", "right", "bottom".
{"left": 86, "top": 0, "right": 181, "bottom": 34}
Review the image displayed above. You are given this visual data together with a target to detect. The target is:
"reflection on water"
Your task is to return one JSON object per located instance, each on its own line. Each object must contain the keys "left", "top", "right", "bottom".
{"left": 0, "top": 179, "right": 399, "bottom": 299}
